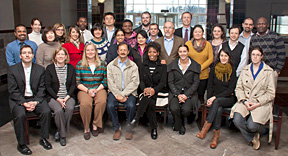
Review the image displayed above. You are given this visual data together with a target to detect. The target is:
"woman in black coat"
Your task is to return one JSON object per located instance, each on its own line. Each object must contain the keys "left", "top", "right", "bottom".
{"left": 45, "top": 47, "right": 76, "bottom": 146}
{"left": 129, "top": 42, "right": 167, "bottom": 140}
{"left": 129, "top": 30, "right": 149, "bottom": 67}
{"left": 168, "top": 44, "right": 201, "bottom": 135}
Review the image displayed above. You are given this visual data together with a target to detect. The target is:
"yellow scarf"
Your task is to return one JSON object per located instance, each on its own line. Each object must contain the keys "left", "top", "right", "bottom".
{"left": 214, "top": 62, "right": 232, "bottom": 82}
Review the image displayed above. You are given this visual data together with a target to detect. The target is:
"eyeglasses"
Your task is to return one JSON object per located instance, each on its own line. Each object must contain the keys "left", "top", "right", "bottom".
{"left": 56, "top": 29, "right": 64, "bottom": 31}
{"left": 164, "top": 27, "right": 174, "bottom": 29}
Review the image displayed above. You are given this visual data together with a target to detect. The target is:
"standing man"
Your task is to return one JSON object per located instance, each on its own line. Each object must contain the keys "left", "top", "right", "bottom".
{"left": 77, "top": 17, "right": 94, "bottom": 43}
{"left": 134, "top": 11, "right": 163, "bottom": 37}
{"left": 107, "top": 42, "right": 139, "bottom": 141}
{"left": 155, "top": 21, "right": 185, "bottom": 65}
{"left": 102, "top": 12, "right": 117, "bottom": 43}
{"left": 6, "top": 24, "right": 37, "bottom": 66}
{"left": 239, "top": 17, "right": 254, "bottom": 54}
{"left": 250, "top": 17, "right": 286, "bottom": 84}
{"left": 146, "top": 23, "right": 160, "bottom": 43}
{"left": 174, "top": 12, "right": 193, "bottom": 43}
{"left": 8, "top": 45, "right": 52, "bottom": 155}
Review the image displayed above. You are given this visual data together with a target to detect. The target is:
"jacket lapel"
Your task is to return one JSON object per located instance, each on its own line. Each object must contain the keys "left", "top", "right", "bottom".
{"left": 30, "top": 64, "right": 37, "bottom": 85}
{"left": 160, "top": 37, "right": 168, "bottom": 57}
{"left": 18, "top": 63, "right": 25, "bottom": 83}
{"left": 170, "top": 36, "right": 177, "bottom": 56}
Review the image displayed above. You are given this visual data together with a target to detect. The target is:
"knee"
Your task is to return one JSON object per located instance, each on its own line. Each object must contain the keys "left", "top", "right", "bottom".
{"left": 106, "top": 102, "right": 116, "bottom": 111}
{"left": 181, "top": 109, "right": 191, "bottom": 117}
{"left": 247, "top": 122, "right": 260, "bottom": 132}
{"left": 170, "top": 105, "right": 180, "bottom": 113}
{"left": 126, "top": 102, "right": 136, "bottom": 111}
{"left": 233, "top": 113, "right": 242, "bottom": 126}
{"left": 217, "top": 106, "right": 223, "bottom": 113}
{"left": 54, "top": 109, "right": 64, "bottom": 116}
{"left": 14, "top": 111, "right": 26, "bottom": 120}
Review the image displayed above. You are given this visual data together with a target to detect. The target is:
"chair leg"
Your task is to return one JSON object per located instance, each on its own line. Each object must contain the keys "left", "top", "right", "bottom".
{"left": 275, "top": 107, "right": 283, "bottom": 150}
{"left": 164, "top": 107, "right": 167, "bottom": 125}
{"left": 25, "top": 119, "right": 29, "bottom": 145}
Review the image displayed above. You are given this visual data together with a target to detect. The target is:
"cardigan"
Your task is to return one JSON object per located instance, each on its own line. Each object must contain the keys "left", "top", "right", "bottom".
{"left": 62, "top": 42, "right": 85, "bottom": 67}
{"left": 36, "top": 42, "right": 61, "bottom": 69}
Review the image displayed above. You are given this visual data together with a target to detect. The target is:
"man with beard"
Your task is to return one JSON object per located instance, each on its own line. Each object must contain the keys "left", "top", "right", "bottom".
{"left": 155, "top": 21, "right": 184, "bottom": 65}
{"left": 6, "top": 24, "right": 38, "bottom": 66}
{"left": 134, "top": 11, "right": 163, "bottom": 37}
{"left": 250, "top": 17, "right": 285, "bottom": 85}
{"left": 239, "top": 17, "right": 254, "bottom": 54}
{"left": 77, "top": 17, "right": 94, "bottom": 43}
{"left": 174, "top": 12, "right": 193, "bottom": 43}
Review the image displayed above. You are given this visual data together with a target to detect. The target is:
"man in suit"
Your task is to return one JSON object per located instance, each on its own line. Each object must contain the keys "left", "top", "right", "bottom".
{"left": 77, "top": 17, "right": 94, "bottom": 43}
{"left": 174, "top": 12, "right": 193, "bottom": 43}
{"left": 102, "top": 12, "right": 117, "bottom": 43}
{"left": 133, "top": 11, "right": 163, "bottom": 37}
{"left": 155, "top": 21, "right": 185, "bottom": 65}
{"left": 8, "top": 45, "right": 52, "bottom": 155}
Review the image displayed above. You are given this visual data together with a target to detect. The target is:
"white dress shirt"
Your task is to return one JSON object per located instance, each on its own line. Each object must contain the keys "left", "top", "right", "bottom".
{"left": 22, "top": 63, "right": 33, "bottom": 96}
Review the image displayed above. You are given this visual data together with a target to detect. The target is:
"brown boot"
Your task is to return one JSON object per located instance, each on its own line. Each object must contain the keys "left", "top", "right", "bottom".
{"left": 196, "top": 121, "right": 212, "bottom": 139}
{"left": 210, "top": 129, "right": 220, "bottom": 149}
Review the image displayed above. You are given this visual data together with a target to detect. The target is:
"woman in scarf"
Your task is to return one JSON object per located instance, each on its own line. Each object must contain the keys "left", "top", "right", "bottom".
{"left": 53, "top": 23, "right": 66, "bottom": 45}
{"left": 196, "top": 49, "right": 237, "bottom": 149}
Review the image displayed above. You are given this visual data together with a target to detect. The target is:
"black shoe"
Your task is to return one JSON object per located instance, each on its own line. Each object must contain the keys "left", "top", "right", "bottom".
{"left": 172, "top": 126, "right": 177, "bottom": 131}
{"left": 39, "top": 138, "right": 52, "bottom": 150}
{"left": 60, "top": 137, "right": 66, "bottom": 146}
{"left": 179, "top": 126, "right": 186, "bottom": 135}
{"left": 17, "top": 144, "right": 32, "bottom": 155}
{"left": 55, "top": 132, "right": 60, "bottom": 141}
{"left": 151, "top": 129, "right": 158, "bottom": 140}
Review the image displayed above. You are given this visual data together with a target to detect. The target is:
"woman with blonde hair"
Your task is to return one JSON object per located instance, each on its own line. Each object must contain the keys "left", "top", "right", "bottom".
{"left": 53, "top": 23, "right": 66, "bottom": 45}
{"left": 75, "top": 43, "right": 107, "bottom": 140}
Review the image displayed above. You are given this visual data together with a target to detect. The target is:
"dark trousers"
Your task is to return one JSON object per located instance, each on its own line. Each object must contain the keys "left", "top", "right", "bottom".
{"left": 169, "top": 95, "right": 198, "bottom": 130}
{"left": 197, "top": 79, "right": 208, "bottom": 101}
{"left": 135, "top": 96, "right": 157, "bottom": 129}
{"left": 206, "top": 96, "right": 236, "bottom": 130}
{"left": 107, "top": 93, "right": 136, "bottom": 131}
{"left": 10, "top": 99, "right": 51, "bottom": 145}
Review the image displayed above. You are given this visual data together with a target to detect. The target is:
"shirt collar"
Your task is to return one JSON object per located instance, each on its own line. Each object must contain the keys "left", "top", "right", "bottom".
{"left": 240, "top": 31, "right": 254, "bottom": 38}
{"left": 256, "top": 29, "right": 269, "bottom": 36}
{"left": 164, "top": 35, "right": 174, "bottom": 41}
{"left": 22, "top": 62, "right": 32, "bottom": 70}
{"left": 16, "top": 39, "right": 27, "bottom": 45}
{"left": 182, "top": 27, "right": 191, "bottom": 31}
{"left": 106, "top": 26, "right": 115, "bottom": 31}
{"left": 228, "top": 40, "right": 239, "bottom": 46}
{"left": 118, "top": 57, "right": 128, "bottom": 65}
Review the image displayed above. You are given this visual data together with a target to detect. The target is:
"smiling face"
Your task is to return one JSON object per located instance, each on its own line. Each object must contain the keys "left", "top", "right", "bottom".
{"left": 117, "top": 44, "right": 129, "bottom": 60}
{"left": 70, "top": 28, "right": 79, "bottom": 41}
{"left": 137, "top": 33, "right": 147, "bottom": 46}
{"left": 149, "top": 24, "right": 159, "bottom": 36}
{"left": 20, "top": 47, "right": 34, "bottom": 63}
{"left": 212, "top": 26, "right": 223, "bottom": 39}
{"left": 242, "top": 19, "right": 254, "bottom": 33}
{"left": 164, "top": 21, "right": 175, "bottom": 39}
{"left": 148, "top": 47, "right": 159, "bottom": 61}
{"left": 55, "top": 50, "right": 67, "bottom": 64}
{"left": 104, "top": 15, "right": 115, "bottom": 26}
{"left": 182, "top": 13, "right": 192, "bottom": 27}
{"left": 77, "top": 17, "right": 87, "bottom": 31}
{"left": 193, "top": 27, "right": 204, "bottom": 40}
{"left": 93, "top": 29, "right": 103, "bottom": 38}
{"left": 85, "top": 44, "right": 96, "bottom": 60}
{"left": 31, "top": 20, "right": 41, "bottom": 33}
{"left": 116, "top": 31, "right": 125, "bottom": 43}
{"left": 178, "top": 46, "right": 189, "bottom": 60}
{"left": 55, "top": 26, "right": 64, "bottom": 37}
{"left": 141, "top": 13, "right": 151, "bottom": 27}
{"left": 122, "top": 22, "right": 132, "bottom": 34}
{"left": 229, "top": 28, "right": 240, "bottom": 42}
{"left": 219, "top": 51, "right": 229, "bottom": 65}
{"left": 46, "top": 31, "right": 55, "bottom": 42}
{"left": 14, "top": 26, "right": 27, "bottom": 42}
{"left": 256, "top": 17, "right": 268, "bottom": 35}
{"left": 251, "top": 49, "right": 263, "bottom": 64}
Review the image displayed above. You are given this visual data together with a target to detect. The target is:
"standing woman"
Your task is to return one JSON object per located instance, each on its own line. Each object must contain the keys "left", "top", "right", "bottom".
{"left": 45, "top": 47, "right": 76, "bottom": 146}
{"left": 129, "top": 42, "right": 167, "bottom": 140}
{"left": 129, "top": 30, "right": 148, "bottom": 67}
{"left": 106, "top": 29, "right": 125, "bottom": 64}
{"left": 121, "top": 19, "right": 137, "bottom": 48}
{"left": 208, "top": 24, "right": 226, "bottom": 66}
{"left": 36, "top": 26, "right": 61, "bottom": 68}
{"left": 28, "top": 18, "right": 43, "bottom": 45}
{"left": 62, "top": 26, "right": 85, "bottom": 67}
{"left": 53, "top": 23, "right": 66, "bottom": 45}
{"left": 196, "top": 49, "right": 237, "bottom": 149}
{"left": 186, "top": 25, "right": 213, "bottom": 103}
{"left": 76, "top": 43, "right": 107, "bottom": 140}
{"left": 86, "top": 23, "right": 110, "bottom": 62}
{"left": 230, "top": 46, "right": 275, "bottom": 150}
{"left": 168, "top": 45, "right": 201, "bottom": 135}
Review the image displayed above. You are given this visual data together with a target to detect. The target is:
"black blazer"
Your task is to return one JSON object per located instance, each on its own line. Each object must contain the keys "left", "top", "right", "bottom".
{"left": 167, "top": 57, "right": 201, "bottom": 99}
{"left": 133, "top": 25, "right": 163, "bottom": 37}
{"left": 139, "top": 59, "right": 167, "bottom": 99}
{"left": 8, "top": 63, "right": 46, "bottom": 111}
{"left": 174, "top": 27, "right": 193, "bottom": 41}
{"left": 45, "top": 63, "right": 76, "bottom": 102}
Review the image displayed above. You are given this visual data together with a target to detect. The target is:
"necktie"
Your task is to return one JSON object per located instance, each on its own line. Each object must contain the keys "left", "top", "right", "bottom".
{"left": 80, "top": 31, "right": 84, "bottom": 43}
{"left": 184, "top": 29, "right": 188, "bottom": 43}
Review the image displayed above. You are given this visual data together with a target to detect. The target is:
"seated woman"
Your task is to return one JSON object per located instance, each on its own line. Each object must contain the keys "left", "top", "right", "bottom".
{"left": 106, "top": 29, "right": 125, "bottom": 64}
{"left": 168, "top": 45, "right": 201, "bottom": 135}
{"left": 129, "top": 30, "right": 148, "bottom": 67}
{"left": 76, "top": 43, "right": 107, "bottom": 140}
{"left": 230, "top": 46, "right": 275, "bottom": 150}
{"left": 196, "top": 49, "right": 237, "bottom": 149}
{"left": 45, "top": 47, "right": 76, "bottom": 146}
{"left": 129, "top": 42, "right": 167, "bottom": 140}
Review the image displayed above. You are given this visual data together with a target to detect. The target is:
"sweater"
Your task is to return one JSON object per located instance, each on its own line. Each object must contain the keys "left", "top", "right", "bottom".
{"left": 36, "top": 42, "right": 61, "bottom": 68}
{"left": 28, "top": 31, "right": 43, "bottom": 46}
{"left": 250, "top": 30, "right": 286, "bottom": 72}
{"left": 62, "top": 42, "right": 85, "bottom": 67}
{"left": 186, "top": 40, "right": 213, "bottom": 80}
{"left": 86, "top": 38, "right": 110, "bottom": 62}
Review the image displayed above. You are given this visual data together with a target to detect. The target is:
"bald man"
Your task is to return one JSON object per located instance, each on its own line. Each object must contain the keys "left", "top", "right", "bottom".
{"left": 155, "top": 21, "right": 184, "bottom": 65}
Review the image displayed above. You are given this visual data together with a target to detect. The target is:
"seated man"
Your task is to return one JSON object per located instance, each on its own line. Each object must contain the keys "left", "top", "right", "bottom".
{"left": 8, "top": 45, "right": 52, "bottom": 155}
{"left": 107, "top": 42, "right": 139, "bottom": 140}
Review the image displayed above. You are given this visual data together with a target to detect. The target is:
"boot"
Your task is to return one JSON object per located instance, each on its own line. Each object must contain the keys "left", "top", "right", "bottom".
{"left": 196, "top": 121, "right": 212, "bottom": 139}
{"left": 210, "top": 129, "right": 220, "bottom": 149}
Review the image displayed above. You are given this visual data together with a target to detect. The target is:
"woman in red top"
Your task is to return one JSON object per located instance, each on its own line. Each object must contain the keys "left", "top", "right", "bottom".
{"left": 62, "top": 26, "right": 85, "bottom": 67}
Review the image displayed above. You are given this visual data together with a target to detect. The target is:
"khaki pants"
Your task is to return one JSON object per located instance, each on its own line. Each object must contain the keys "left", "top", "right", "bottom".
{"left": 78, "top": 90, "right": 107, "bottom": 131}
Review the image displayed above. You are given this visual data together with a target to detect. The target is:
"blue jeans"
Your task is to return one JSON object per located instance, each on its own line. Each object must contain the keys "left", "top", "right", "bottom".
{"left": 107, "top": 92, "right": 136, "bottom": 131}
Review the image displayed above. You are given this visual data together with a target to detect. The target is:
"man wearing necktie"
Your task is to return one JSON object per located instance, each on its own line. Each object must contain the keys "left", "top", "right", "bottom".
{"left": 174, "top": 12, "right": 194, "bottom": 43}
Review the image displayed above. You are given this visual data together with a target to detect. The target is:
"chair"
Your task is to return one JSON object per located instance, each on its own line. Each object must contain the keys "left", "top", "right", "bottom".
{"left": 155, "top": 92, "right": 169, "bottom": 124}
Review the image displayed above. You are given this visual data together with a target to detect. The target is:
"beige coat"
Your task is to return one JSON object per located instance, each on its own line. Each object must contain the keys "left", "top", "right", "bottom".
{"left": 230, "top": 62, "right": 275, "bottom": 143}
{"left": 107, "top": 57, "right": 139, "bottom": 97}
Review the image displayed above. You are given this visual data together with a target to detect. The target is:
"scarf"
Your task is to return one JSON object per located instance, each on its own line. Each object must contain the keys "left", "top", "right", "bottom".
{"left": 192, "top": 38, "right": 206, "bottom": 52}
{"left": 214, "top": 62, "right": 232, "bottom": 82}
{"left": 71, "top": 39, "right": 80, "bottom": 49}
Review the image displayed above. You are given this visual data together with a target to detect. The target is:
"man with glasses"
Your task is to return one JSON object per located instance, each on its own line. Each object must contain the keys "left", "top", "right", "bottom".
{"left": 134, "top": 11, "right": 163, "bottom": 37}
{"left": 155, "top": 21, "right": 184, "bottom": 65}
{"left": 102, "top": 12, "right": 117, "bottom": 43}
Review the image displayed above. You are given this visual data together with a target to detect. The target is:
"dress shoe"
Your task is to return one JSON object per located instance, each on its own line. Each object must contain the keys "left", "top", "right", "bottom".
{"left": 84, "top": 132, "right": 91, "bottom": 140}
{"left": 125, "top": 132, "right": 133, "bottom": 140}
{"left": 179, "top": 126, "right": 186, "bottom": 135}
{"left": 39, "top": 138, "right": 52, "bottom": 150}
{"left": 60, "top": 137, "right": 66, "bottom": 146}
{"left": 17, "top": 144, "right": 32, "bottom": 155}
{"left": 151, "top": 129, "right": 158, "bottom": 140}
{"left": 113, "top": 129, "right": 121, "bottom": 140}
{"left": 55, "top": 132, "right": 60, "bottom": 141}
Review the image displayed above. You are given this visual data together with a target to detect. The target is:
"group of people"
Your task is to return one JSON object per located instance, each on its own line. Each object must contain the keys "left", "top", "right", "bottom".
{"left": 5, "top": 11, "right": 285, "bottom": 155}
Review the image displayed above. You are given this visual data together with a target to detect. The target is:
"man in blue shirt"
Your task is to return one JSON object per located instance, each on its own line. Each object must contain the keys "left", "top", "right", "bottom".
{"left": 6, "top": 24, "right": 37, "bottom": 66}
{"left": 146, "top": 23, "right": 160, "bottom": 43}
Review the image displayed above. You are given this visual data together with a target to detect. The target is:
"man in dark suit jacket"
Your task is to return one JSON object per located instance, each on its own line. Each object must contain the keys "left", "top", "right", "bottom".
{"left": 8, "top": 45, "right": 52, "bottom": 155}
{"left": 102, "top": 12, "right": 117, "bottom": 43}
{"left": 174, "top": 12, "right": 193, "bottom": 43}
{"left": 133, "top": 11, "right": 163, "bottom": 37}
{"left": 155, "top": 21, "right": 185, "bottom": 65}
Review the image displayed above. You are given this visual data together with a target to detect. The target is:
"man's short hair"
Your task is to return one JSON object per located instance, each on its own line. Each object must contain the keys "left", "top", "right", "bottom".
{"left": 149, "top": 23, "right": 159, "bottom": 30}
{"left": 229, "top": 25, "right": 241, "bottom": 34}
{"left": 14, "top": 24, "right": 26, "bottom": 32}
{"left": 42, "top": 26, "right": 56, "bottom": 43}
{"left": 243, "top": 17, "right": 254, "bottom": 24}
{"left": 117, "top": 42, "right": 129, "bottom": 50}
{"left": 78, "top": 16, "right": 87, "bottom": 22}
{"left": 20, "top": 45, "right": 33, "bottom": 54}
{"left": 122, "top": 19, "right": 133, "bottom": 27}
{"left": 181, "top": 11, "right": 192, "bottom": 19}
{"left": 142, "top": 11, "right": 151, "bottom": 18}
{"left": 104, "top": 12, "right": 115, "bottom": 19}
